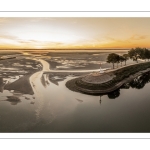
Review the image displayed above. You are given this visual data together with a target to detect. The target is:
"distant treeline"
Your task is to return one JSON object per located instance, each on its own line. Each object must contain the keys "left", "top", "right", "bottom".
{"left": 107, "top": 47, "right": 150, "bottom": 69}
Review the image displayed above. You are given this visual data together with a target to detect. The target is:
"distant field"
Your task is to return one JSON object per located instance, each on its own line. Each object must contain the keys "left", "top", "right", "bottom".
{"left": 45, "top": 51, "right": 134, "bottom": 70}
{"left": 0, "top": 51, "right": 21, "bottom": 56}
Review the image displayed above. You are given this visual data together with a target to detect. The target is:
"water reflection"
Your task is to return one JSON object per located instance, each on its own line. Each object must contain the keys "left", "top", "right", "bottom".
{"left": 5, "top": 96, "right": 21, "bottom": 105}
{"left": 107, "top": 89, "right": 120, "bottom": 99}
{"left": 75, "top": 72, "right": 150, "bottom": 103}
{"left": 41, "top": 74, "right": 50, "bottom": 87}
{"left": 76, "top": 98, "right": 83, "bottom": 103}
{"left": 99, "top": 95, "right": 102, "bottom": 105}
{"left": 41, "top": 73, "right": 67, "bottom": 87}
{"left": 105, "top": 72, "right": 150, "bottom": 99}
{"left": 128, "top": 72, "right": 150, "bottom": 89}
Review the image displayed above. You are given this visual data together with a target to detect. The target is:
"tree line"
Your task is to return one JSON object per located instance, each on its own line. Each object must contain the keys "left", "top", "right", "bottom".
{"left": 107, "top": 47, "right": 150, "bottom": 69}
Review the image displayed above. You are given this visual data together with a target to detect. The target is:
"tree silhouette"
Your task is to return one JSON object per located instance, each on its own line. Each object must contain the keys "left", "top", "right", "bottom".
{"left": 107, "top": 53, "right": 119, "bottom": 69}
{"left": 119, "top": 55, "right": 125, "bottom": 67}
{"left": 122, "top": 54, "right": 129, "bottom": 66}
{"left": 128, "top": 47, "right": 143, "bottom": 63}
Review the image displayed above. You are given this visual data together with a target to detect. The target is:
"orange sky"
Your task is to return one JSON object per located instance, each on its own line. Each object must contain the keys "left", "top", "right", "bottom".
{"left": 0, "top": 17, "right": 150, "bottom": 49}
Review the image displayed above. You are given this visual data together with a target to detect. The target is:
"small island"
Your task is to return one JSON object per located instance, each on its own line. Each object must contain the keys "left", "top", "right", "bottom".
{"left": 66, "top": 47, "right": 150, "bottom": 95}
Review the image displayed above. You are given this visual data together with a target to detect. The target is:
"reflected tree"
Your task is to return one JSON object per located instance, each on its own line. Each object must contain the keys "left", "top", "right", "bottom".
{"left": 129, "top": 72, "right": 150, "bottom": 89}
{"left": 107, "top": 89, "right": 120, "bottom": 99}
{"left": 5, "top": 96, "right": 21, "bottom": 105}
{"left": 105, "top": 72, "right": 150, "bottom": 100}
{"left": 121, "top": 83, "right": 130, "bottom": 89}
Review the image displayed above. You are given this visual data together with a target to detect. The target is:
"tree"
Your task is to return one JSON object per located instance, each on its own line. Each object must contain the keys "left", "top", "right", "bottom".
{"left": 147, "top": 50, "right": 150, "bottom": 61}
{"left": 140, "top": 48, "right": 148, "bottom": 61}
{"left": 107, "top": 53, "right": 119, "bottom": 69}
{"left": 119, "top": 55, "right": 125, "bottom": 67}
{"left": 143, "top": 48, "right": 150, "bottom": 61}
{"left": 116, "top": 55, "right": 120, "bottom": 68}
{"left": 128, "top": 47, "right": 143, "bottom": 63}
{"left": 122, "top": 54, "right": 129, "bottom": 66}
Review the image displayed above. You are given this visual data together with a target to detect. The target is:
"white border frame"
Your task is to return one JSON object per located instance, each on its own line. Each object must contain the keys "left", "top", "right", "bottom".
{"left": 0, "top": 12, "right": 150, "bottom": 17}
{"left": 0, "top": 133, "right": 150, "bottom": 139}
{"left": 0, "top": 11, "right": 150, "bottom": 138}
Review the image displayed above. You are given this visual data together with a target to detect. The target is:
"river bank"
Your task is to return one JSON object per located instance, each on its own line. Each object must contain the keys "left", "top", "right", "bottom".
{"left": 66, "top": 62, "right": 150, "bottom": 95}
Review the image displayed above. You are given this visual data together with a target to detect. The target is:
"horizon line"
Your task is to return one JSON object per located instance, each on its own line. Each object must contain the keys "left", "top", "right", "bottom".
{"left": 0, "top": 48, "right": 131, "bottom": 50}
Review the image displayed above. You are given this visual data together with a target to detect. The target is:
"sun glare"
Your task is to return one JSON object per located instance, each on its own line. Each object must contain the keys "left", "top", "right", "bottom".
{"left": 0, "top": 18, "right": 150, "bottom": 49}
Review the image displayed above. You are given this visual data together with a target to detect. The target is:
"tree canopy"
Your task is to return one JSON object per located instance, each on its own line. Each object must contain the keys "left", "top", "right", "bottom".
{"left": 107, "top": 47, "right": 150, "bottom": 69}
{"left": 107, "top": 53, "right": 119, "bottom": 69}
{"left": 122, "top": 54, "right": 129, "bottom": 65}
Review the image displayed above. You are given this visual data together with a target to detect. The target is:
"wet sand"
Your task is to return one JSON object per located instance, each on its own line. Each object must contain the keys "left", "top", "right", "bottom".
{"left": 5, "top": 74, "right": 34, "bottom": 95}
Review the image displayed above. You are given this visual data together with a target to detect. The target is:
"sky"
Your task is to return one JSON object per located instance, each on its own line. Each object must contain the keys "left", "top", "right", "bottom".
{"left": 0, "top": 17, "right": 150, "bottom": 49}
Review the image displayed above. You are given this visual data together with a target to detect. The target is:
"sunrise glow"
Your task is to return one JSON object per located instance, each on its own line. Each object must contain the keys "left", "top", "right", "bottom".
{"left": 0, "top": 17, "right": 150, "bottom": 49}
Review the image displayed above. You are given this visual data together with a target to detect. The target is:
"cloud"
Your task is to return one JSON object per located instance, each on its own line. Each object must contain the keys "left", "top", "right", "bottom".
{"left": 15, "top": 39, "right": 66, "bottom": 48}
{"left": 104, "top": 34, "right": 147, "bottom": 45}
{"left": 92, "top": 34, "right": 150, "bottom": 48}
{"left": 129, "top": 34, "right": 147, "bottom": 40}
{"left": 0, "top": 34, "right": 19, "bottom": 40}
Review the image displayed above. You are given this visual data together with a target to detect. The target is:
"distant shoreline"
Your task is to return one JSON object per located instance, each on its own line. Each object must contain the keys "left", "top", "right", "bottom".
{"left": 0, "top": 48, "right": 130, "bottom": 50}
{"left": 0, "top": 49, "right": 130, "bottom": 54}
{"left": 0, "top": 49, "right": 130, "bottom": 52}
